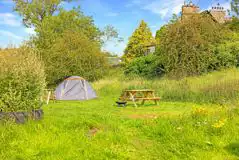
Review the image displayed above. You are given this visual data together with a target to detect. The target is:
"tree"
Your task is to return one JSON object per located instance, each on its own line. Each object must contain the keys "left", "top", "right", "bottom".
{"left": 13, "top": 0, "right": 73, "bottom": 27}
{"left": 169, "top": 13, "right": 179, "bottom": 24}
{"left": 155, "top": 14, "right": 178, "bottom": 45}
{"left": 14, "top": 0, "right": 121, "bottom": 46}
{"left": 123, "top": 20, "right": 154, "bottom": 62}
{"left": 29, "top": 8, "right": 108, "bottom": 85}
{"left": 33, "top": 8, "right": 101, "bottom": 49}
{"left": 14, "top": 1, "right": 119, "bottom": 85}
{"left": 226, "top": 17, "right": 239, "bottom": 32}
{"left": 42, "top": 30, "right": 107, "bottom": 86}
{"left": 158, "top": 14, "right": 226, "bottom": 78}
{"left": 101, "top": 25, "right": 123, "bottom": 46}
{"left": 231, "top": 0, "right": 239, "bottom": 17}
{"left": 155, "top": 25, "right": 167, "bottom": 44}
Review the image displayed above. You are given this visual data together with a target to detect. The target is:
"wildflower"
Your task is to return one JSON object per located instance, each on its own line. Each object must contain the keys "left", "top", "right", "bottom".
{"left": 212, "top": 118, "right": 227, "bottom": 128}
{"left": 192, "top": 107, "right": 209, "bottom": 117}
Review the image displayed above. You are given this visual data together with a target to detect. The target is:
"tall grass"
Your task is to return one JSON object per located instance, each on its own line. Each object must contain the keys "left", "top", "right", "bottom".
{"left": 99, "top": 68, "right": 239, "bottom": 105}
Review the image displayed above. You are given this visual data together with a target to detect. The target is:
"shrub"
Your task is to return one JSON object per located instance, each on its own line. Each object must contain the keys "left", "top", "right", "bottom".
{"left": 124, "top": 54, "right": 164, "bottom": 78}
{"left": 0, "top": 47, "right": 46, "bottom": 112}
{"left": 210, "top": 28, "right": 239, "bottom": 69}
{"left": 39, "top": 30, "right": 108, "bottom": 86}
{"left": 158, "top": 14, "right": 229, "bottom": 78}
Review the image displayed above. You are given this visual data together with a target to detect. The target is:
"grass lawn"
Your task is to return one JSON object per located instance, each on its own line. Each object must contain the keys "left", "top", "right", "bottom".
{"left": 0, "top": 71, "right": 239, "bottom": 160}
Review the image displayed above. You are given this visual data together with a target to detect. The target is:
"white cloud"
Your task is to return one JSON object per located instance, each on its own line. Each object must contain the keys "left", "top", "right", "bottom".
{"left": 143, "top": 0, "right": 184, "bottom": 18}
{"left": 0, "top": 13, "right": 21, "bottom": 27}
{"left": 125, "top": 0, "right": 184, "bottom": 19}
{"left": 25, "top": 28, "right": 36, "bottom": 35}
{"left": 0, "top": 30, "right": 23, "bottom": 40}
{"left": 105, "top": 12, "right": 119, "bottom": 17}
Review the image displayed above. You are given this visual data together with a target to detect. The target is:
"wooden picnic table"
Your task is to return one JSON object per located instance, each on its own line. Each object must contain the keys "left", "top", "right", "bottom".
{"left": 119, "top": 89, "right": 160, "bottom": 107}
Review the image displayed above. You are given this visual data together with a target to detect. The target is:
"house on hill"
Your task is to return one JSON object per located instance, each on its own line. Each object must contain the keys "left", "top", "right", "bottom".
{"left": 182, "top": 1, "right": 231, "bottom": 24}
{"left": 145, "top": 1, "right": 231, "bottom": 55}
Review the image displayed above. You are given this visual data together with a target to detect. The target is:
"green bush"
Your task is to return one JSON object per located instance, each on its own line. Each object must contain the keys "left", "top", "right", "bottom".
{"left": 124, "top": 54, "right": 164, "bottom": 78}
{"left": 40, "top": 30, "right": 108, "bottom": 86}
{"left": 158, "top": 14, "right": 233, "bottom": 78}
{"left": 0, "top": 47, "right": 46, "bottom": 112}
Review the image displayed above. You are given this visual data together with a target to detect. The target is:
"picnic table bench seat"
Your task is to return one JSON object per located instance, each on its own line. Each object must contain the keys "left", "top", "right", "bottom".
{"left": 136, "top": 97, "right": 160, "bottom": 100}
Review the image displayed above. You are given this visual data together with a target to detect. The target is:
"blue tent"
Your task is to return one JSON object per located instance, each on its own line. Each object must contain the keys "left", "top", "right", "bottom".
{"left": 55, "top": 76, "right": 97, "bottom": 100}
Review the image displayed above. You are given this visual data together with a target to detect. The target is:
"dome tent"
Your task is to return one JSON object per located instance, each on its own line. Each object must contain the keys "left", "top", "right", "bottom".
{"left": 55, "top": 76, "right": 97, "bottom": 100}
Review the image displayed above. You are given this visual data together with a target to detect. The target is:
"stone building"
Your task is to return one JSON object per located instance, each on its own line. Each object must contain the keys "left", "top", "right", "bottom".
{"left": 181, "top": 1, "right": 200, "bottom": 20}
{"left": 209, "top": 4, "right": 227, "bottom": 23}
{"left": 181, "top": 1, "right": 230, "bottom": 24}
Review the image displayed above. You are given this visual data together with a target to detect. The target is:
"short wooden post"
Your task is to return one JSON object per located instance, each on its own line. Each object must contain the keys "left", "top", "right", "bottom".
{"left": 46, "top": 91, "right": 51, "bottom": 105}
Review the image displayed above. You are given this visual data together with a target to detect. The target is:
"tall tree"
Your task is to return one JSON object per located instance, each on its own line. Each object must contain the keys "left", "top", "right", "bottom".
{"left": 159, "top": 14, "right": 226, "bottom": 78}
{"left": 123, "top": 20, "right": 154, "bottom": 62}
{"left": 33, "top": 8, "right": 101, "bottom": 49}
{"left": 231, "top": 0, "right": 239, "bottom": 17}
{"left": 155, "top": 25, "right": 167, "bottom": 44}
{"left": 13, "top": 0, "right": 73, "bottom": 27}
{"left": 14, "top": 1, "right": 121, "bottom": 46}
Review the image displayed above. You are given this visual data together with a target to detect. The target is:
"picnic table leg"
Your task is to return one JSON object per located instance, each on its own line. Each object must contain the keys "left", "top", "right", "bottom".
{"left": 129, "top": 92, "right": 137, "bottom": 107}
{"left": 152, "top": 92, "right": 158, "bottom": 105}
{"left": 154, "top": 100, "right": 157, "bottom": 105}
{"left": 141, "top": 99, "right": 145, "bottom": 105}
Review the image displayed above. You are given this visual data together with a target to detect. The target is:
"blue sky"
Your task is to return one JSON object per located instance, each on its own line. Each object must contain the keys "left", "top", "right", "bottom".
{"left": 0, "top": 0, "right": 231, "bottom": 55}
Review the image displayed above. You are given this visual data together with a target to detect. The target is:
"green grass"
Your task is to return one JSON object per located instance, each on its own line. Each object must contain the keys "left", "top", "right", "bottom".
{"left": 0, "top": 69, "right": 239, "bottom": 159}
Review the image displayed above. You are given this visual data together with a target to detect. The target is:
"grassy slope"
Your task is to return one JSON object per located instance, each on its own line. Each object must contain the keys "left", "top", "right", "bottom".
{"left": 0, "top": 69, "right": 239, "bottom": 160}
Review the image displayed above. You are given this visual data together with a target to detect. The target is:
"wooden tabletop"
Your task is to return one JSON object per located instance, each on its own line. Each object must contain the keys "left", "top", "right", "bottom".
{"left": 124, "top": 89, "right": 154, "bottom": 92}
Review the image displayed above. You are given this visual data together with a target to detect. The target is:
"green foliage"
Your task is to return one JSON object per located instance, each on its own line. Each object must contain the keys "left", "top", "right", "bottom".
{"left": 123, "top": 20, "right": 155, "bottom": 62}
{"left": 0, "top": 47, "right": 45, "bottom": 112}
{"left": 34, "top": 8, "right": 101, "bottom": 49}
{"left": 14, "top": 2, "right": 116, "bottom": 86}
{"left": 40, "top": 30, "right": 108, "bottom": 86}
{"left": 101, "top": 25, "right": 123, "bottom": 45}
{"left": 124, "top": 55, "right": 164, "bottom": 78}
{"left": 13, "top": 0, "right": 73, "bottom": 27}
{"left": 158, "top": 14, "right": 235, "bottom": 78}
{"left": 169, "top": 13, "right": 179, "bottom": 24}
{"left": 155, "top": 25, "right": 167, "bottom": 44}
{"left": 212, "top": 32, "right": 239, "bottom": 68}
{"left": 27, "top": 8, "right": 108, "bottom": 86}
{"left": 231, "top": 0, "right": 239, "bottom": 17}
{"left": 226, "top": 17, "right": 239, "bottom": 32}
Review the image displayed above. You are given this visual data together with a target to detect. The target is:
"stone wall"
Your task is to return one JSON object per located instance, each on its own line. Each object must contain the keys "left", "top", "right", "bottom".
{"left": 182, "top": 4, "right": 200, "bottom": 20}
{"left": 210, "top": 10, "right": 226, "bottom": 24}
